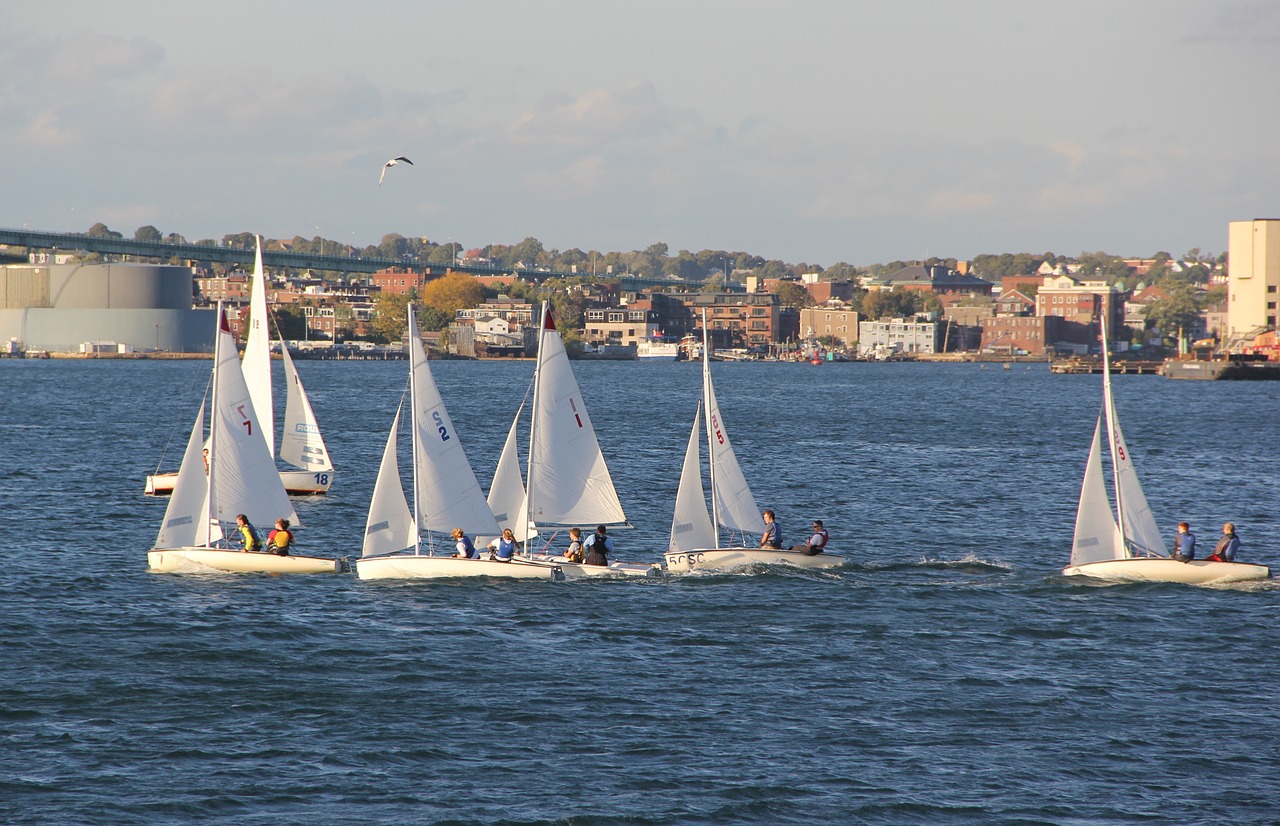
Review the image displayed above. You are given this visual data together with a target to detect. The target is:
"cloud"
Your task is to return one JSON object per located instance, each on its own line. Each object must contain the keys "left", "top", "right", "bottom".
{"left": 1184, "top": 2, "right": 1280, "bottom": 43}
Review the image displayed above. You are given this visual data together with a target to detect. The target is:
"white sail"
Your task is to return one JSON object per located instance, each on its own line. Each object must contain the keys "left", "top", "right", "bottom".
{"left": 669, "top": 404, "right": 717, "bottom": 553}
{"left": 241, "top": 236, "right": 275, "bottom": 459}
{"left": 1071, "top": 414, "right": 1124, "bottom": 565}
{"left": 408, "top": 306, "right": 501, "bottom": 539}
{"left": 209, "top": 308, "right": 299, "bottom": 529}
{"left": 279, "top": 343, "right": 333, "bottom": 472}
{"left": 362, "top": 401, "right": 416, "bottom": 557}
{"left": 1100, "top": 313, "right": 1164, "bottom": 557}
{"left": 155, "top": 402, "right": 211, "bottom": 549}
{"left": 703, "top": 360, "right": 761, "bottom": 535}
{"left": 487, "top": 404, "right": 527, "bottom": 539}
{"left": 526, "top": 303, "right": 627, "bottom": 530}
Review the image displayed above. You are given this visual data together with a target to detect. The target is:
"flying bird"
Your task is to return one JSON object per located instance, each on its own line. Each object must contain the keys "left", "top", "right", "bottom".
{"left": 379, "top": 156, "right": 414, "bottom": 186}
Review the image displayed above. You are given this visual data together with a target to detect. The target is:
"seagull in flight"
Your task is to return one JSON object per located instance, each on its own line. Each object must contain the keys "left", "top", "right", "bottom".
{"left": 379, "top": 156, "right": 414, "bottom": 186}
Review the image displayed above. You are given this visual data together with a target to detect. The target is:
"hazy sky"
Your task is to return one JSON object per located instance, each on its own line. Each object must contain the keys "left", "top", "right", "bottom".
{"left": 4, "top": 1, "right": 1278, "bottom": 266}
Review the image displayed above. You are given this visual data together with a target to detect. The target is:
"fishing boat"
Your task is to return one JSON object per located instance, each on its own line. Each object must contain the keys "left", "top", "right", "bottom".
{"left": 356, "top": 306, "right": 563, "bottom": 581}
{"left": 146, "top": 236, "right": 334, "bottom": 496}
{"left": 664, "top": 313, "right": 844, "bottom": 573}
{"left": 1062, "top": 315, "right": 1268, "bottom": 585}
{"left": 147, "top": 305, "right": 341, "bottom": 574}
{"left": 488, "top": 303, "right": 660, "bottom": 579}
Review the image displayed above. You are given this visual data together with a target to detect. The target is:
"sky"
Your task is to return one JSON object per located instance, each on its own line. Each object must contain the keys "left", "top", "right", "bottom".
{"left": 3, "top": 0, "right": 1279, "bottom": 267}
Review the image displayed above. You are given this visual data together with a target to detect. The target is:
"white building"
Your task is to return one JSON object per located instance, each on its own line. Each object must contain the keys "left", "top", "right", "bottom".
{"left": 1227, "top": 219, "right": 1280, "bottom": 337}
{"left": 858, "top": 315, "right": 942, "bottom": 356}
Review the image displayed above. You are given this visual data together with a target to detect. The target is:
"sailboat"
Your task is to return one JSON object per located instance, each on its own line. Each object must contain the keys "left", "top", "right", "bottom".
{"left": 355, "top": 305, "right": 563, "bottom": 580}
{"left": 146, "top": 236, "right": 334, "bottom": 496}
{"left": 148, "top": 304, "right": 342, "bottom": 574}
{"left": 488, "top": 303, "right": 660, "bottom": 578}
{"left": 664, "top": 313, "right": 844, "bottom": 572}
{"left": 1062, "top": 313, "right": 1268, "bottom": 584}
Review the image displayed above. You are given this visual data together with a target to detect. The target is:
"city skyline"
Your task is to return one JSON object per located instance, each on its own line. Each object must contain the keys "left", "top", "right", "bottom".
{"left": 5, "top": 1, "right": 1279, "bottom": 267}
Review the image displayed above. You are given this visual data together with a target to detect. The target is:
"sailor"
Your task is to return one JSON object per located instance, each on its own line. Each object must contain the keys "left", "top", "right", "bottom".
{"left": 450, "top": 528, "right": 477, "bottom": 559}
{"left": 583, "top": 525, "right": 613, "bottom": 566}
{"left": 266, "top": 518, "right": 294, "bottom": 556}
{"left": 1206, "top": 523, "right": 1241, "bottom": 562}
{"left": 760, "top": 509, "right": 781, "bottom": 549}
{"left": 1171, "top": 522, "right": 1196, "bottom": 562}
{"left": 792, "top": 520, "right": 829, "bottom": 555}
{"left": 563, "top": 527, "right": 585, "bottom": 563}
{"left": 235, "top": 514, "right": 262, "bottom": 553}
{"left": 488, "top": 529, "right": 519, "bottom": 562}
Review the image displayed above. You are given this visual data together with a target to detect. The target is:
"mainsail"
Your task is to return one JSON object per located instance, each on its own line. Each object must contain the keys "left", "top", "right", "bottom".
{"left": 279, "top": 343, "right": 333, "bottom": 472}
{"left": 407, "top": 306, "right": 501, "bottom": 540}
{"left": 241, "top": 236, "right": 275, "bottom": 458}
{"left": 525, "top": 303, "right": 628, "bottom": 532}
{"left": 209, "top": 307, "right": 299, "bottom": 529}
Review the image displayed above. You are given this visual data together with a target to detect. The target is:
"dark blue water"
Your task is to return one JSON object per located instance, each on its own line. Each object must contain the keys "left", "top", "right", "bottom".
{"left": 2, "top": 358, "right": 1278, "bottom": 825}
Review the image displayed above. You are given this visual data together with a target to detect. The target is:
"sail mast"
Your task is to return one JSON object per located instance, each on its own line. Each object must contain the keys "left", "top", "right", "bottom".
{"left": 204, "top": 302, "right": 225, "bottom": 548}
{"left": 408, "top": 304, "right": 423, "bottom": 556}
{"left": 525, "top": 301, "right": 549, "bottom": 541}
{"left": 700, "top": 309, "right": 722, "bottom": 548}
{"left": 1098, "top": 309, "right": 1128, "bottom": 550}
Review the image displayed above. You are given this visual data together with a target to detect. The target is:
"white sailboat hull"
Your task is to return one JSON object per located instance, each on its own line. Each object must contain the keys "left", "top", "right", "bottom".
{"left": 356, "top": 555, "right": 565, "bottom": 581}
{"left": 146, "top": 469, "right": 334, "bottom": 496}
{"left": 663, "top": 547, "right": 846, "bottom": 573}
{"left": 528, "top": 554, "right": 663, "bottom": 579}
{"left": 148, "top": 548, "right": 341, "bottom": 574}
{"left": 1063, "top": 557, "right": 1270, "bottom": 585}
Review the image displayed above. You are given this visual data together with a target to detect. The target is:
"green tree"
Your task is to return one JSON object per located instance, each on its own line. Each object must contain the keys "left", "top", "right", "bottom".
{"left": 87, "top": 223, "right": 122, "bottom": 239}
{"left": 1144, "top": 283, "right": 1203, "bottom": 345}
{"left": 272, "top": 306, "right": 309, "bottom": 340}
{"left": 134, "top": 225, "right": 162, "bottom": 243}
{"left": 775, "top": 281, "right": 812, "bottom": 310}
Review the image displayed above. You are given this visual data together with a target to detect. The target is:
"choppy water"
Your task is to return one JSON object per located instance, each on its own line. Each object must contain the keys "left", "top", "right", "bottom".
{"left": 2, "top": 358, "right": 1278, "bottom": 825}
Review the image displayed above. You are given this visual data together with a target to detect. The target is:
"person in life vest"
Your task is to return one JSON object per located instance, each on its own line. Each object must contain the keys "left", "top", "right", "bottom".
{"left": 1171, "top": 522, "right": 1196, "bottom": 562}
{"left": 792, "top": 520, "right": 829, "bottom": 555}
{"left": 759, "top": 509, "right": 781, "bottom": 549}
{"left": 488, "top": 528, "right": 519, "bottom": 562}
{"left": 235, "top": 513, "right": 262, "bottom": 553}
{"left": 450, "top": 528, "right": 477, "bottom": 559}
{"left": 266, "top": 518, "right": 294, "bottom": 556}
{"left": 1205, "top": 523, "right": 1241, "bottom": 562}
{"left": 562, "top": 527, "right": 585, "bottom": 563}
{"left": 583, "top": 525, "right": 613, "bottom": 566}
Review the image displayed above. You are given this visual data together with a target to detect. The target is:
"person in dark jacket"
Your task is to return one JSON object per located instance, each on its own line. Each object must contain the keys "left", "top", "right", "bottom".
{"left": 583, "top": 525, "right": 613, "bottom": 566}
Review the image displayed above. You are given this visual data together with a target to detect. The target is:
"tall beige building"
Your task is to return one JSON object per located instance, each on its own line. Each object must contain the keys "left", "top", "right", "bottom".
{"left": 1227, "top": 219, "right": 1280, "bottom": 337}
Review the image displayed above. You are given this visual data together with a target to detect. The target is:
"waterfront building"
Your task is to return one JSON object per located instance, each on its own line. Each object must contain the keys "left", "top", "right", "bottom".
{"left": 864, "top": 265, "right": 994, "bottom": 297}
{"left": 858, "top": 315, "right": 942, "bottom": 356}
{"left": 1227, "top": 218, "right": 1280, "bottom": 337}
{"left": 1035, "top": 275, "right": 1125, "bottom": 348}
{"left": 799, "top": 305, "right": 859, "bottom": 348}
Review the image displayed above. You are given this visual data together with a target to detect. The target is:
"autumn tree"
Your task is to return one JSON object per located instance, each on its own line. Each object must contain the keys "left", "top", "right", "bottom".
{"left": 372, "top": 290, "right": 414, "bottom": 343}
{"left": 420, "top": 273, "right": 483, "bottom": 319}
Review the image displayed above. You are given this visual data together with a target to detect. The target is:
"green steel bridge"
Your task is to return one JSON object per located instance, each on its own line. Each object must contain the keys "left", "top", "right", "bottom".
{"left": 0, "top": 226, "right": 733, "bottom": 292}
